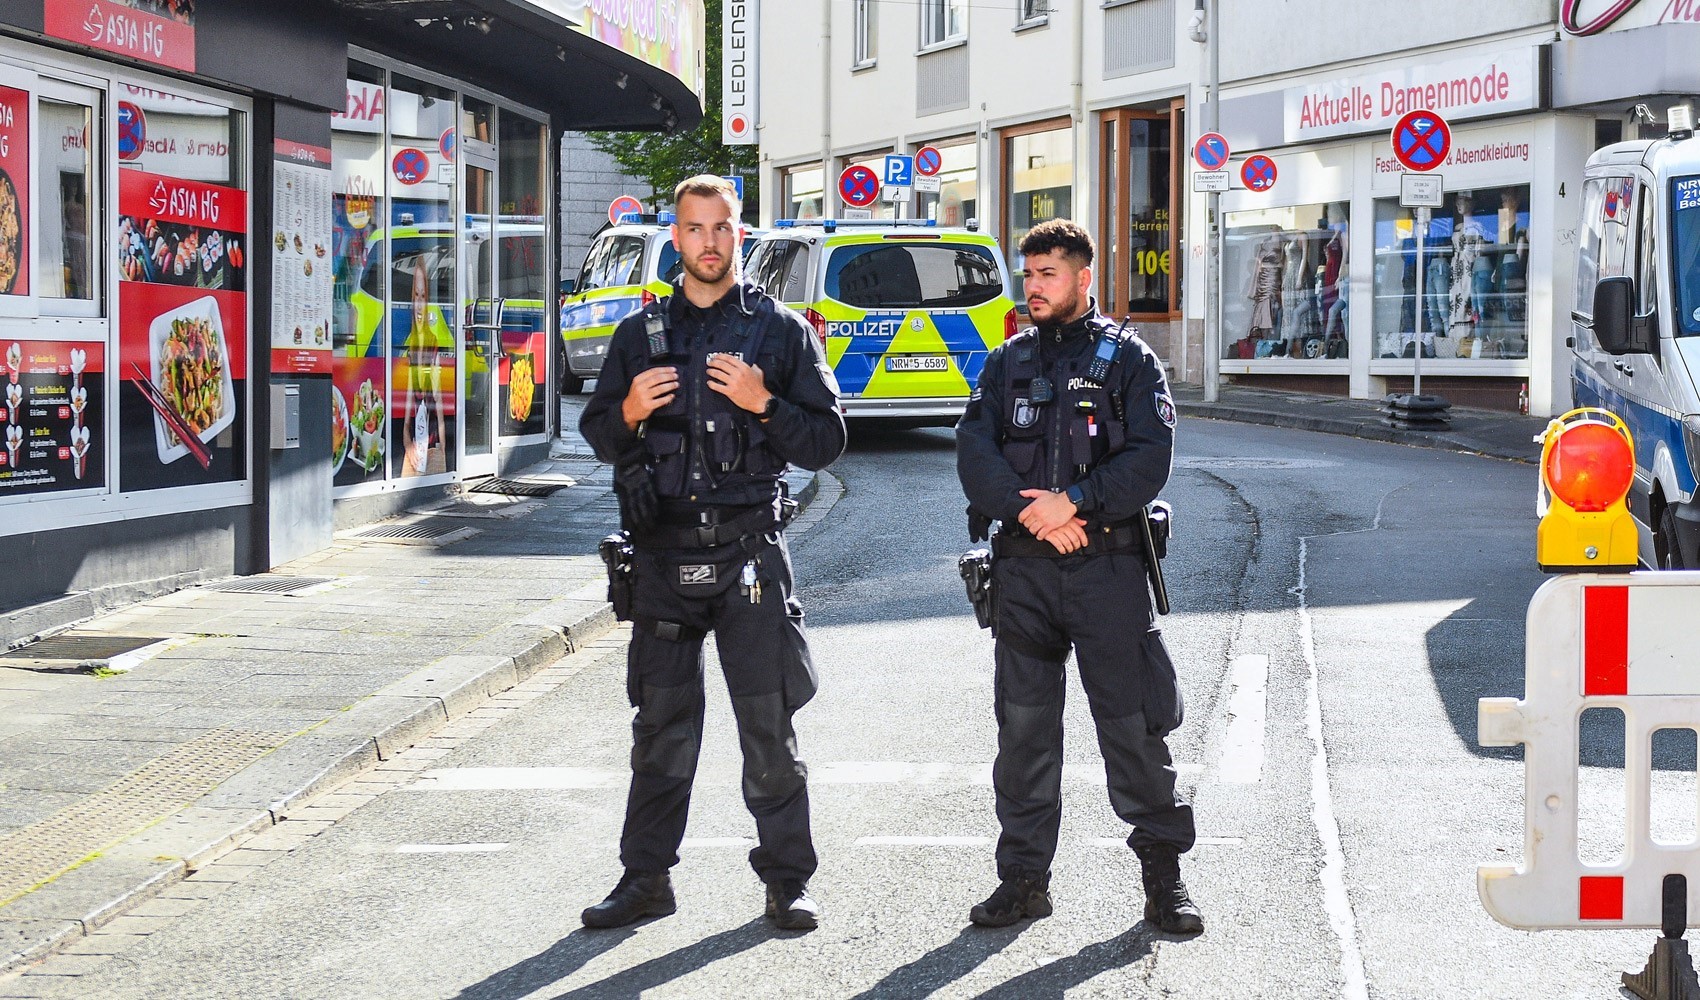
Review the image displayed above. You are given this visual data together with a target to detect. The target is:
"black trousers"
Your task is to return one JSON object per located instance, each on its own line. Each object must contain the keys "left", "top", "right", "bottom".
{"left": 991, "top": 550, "right": 1195, "bottom": 880}
{"left": 618, "top": 534, "right": 819, "bottom": 885}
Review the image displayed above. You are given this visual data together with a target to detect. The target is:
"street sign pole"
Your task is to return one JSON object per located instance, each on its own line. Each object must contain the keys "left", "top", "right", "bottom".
{"left": 1387, "top": 109, "right": 1452, "bottom": 429}
{"left": 1203, "top": 0, "right": 1221, "bottom": 403}
{"left": 1414, "top": 206, "right": 1428, "bottom": 397}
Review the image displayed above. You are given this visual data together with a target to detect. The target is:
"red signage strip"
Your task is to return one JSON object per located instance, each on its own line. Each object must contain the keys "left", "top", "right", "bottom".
{"left": 1582, "top": 585, "right": 1629, "bottom": 696}
{"left": 45, "top": 0, "right": 197, "bottom": 73}
{"left": 273, "top": 139, "right": 333, "bottom": 170}
{"left": 120, "top": 168, "right": 246, "bottom": 231}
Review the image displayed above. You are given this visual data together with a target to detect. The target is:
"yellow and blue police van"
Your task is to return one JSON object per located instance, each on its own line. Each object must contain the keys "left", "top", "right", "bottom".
{"left": 745, "top": 219, "right": 1017, "bottom": 422}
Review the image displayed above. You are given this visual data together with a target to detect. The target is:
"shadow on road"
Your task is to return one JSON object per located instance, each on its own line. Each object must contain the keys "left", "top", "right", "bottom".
{"left": 969, "top": 924, "right": 1158, "bottom": 999}
{"left": 846, "top": 422, "right": 957, "bottom": 454}
{"left": 543, "top": 918, "right": 775, "bottom": 999}
{"left": 845, "top": 923, "right": 1029, "bottom": 1000}
{"left": 452, "top": 926, "right": 636, "bottom": 1000}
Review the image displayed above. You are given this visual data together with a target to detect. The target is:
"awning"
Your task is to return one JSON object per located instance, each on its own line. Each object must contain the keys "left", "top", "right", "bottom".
{"left": 331, "top": 0, "right": 704, "bottom": 131}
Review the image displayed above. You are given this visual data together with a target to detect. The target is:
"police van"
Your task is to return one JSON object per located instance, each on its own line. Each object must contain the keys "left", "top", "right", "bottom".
{"left": 558, "top": 215, "right": 766, "bottom": 392}
{"left": 1571, "top": 105, "right": 1700, "bottom": 568}
{"left": 745, "top": 219, "right": 1017, "bottom": 422}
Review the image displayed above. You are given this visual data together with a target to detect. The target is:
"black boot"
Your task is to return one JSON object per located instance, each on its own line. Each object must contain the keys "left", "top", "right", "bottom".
{"left": 581, "top": 870, "right": 677, "bottom": 928}
{"left": 969, "top": 869, "right": 1053, "bottom": 927}
{"left": 765, "top": 879, "right": 820, "bottom": 931}
{"left": 1136, "top": 845, "right": 1203, "bottom": 935}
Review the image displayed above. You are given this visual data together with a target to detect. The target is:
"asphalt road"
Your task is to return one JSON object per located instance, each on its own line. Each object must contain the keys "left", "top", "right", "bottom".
{"left": 17, "top": 417, "right": 1681, "bottom": 999}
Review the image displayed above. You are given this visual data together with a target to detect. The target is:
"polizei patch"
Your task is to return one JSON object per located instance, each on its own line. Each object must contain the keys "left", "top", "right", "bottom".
{"left": 1012, "top": 398, "right": 1038, "bottom": 428}
{"left": 1154, "top": 392, "right": 1176, "bottom": 428}
{"left": 678, "top": 564, "right": 718, "bottom": 585}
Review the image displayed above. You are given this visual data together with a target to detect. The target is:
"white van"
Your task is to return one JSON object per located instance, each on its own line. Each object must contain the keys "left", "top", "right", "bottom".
{"left": 1572, "top": 108, "right": 1700, "bottom": 568}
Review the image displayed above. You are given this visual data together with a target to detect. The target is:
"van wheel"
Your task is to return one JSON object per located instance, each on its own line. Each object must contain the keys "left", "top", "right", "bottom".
{"left": 1659, "top": 504, "right": 1685, "bottom": 569}
{"left": 559, "top": 372, "right": 586, "bottom": 395}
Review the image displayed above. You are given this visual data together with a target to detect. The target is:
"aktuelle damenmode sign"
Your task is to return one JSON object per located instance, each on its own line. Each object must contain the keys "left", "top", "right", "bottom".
{"left": 1282, "top": 47, "right": 1540, "bottom": 144}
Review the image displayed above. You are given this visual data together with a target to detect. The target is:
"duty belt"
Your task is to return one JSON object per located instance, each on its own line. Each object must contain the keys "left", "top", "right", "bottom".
{"left": 633, "top": 502, "right": 782, "bottom": 549}
{"left": 992, "top": 521, "right": 1142, "bottom": 559}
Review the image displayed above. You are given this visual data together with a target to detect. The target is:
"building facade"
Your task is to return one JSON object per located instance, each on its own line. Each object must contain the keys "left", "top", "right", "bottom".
{"left": 752, "top": 0, "right": 1700, "bottom": 417}
{"left": 3, "top": 0, "right": 704, "bottom": 618}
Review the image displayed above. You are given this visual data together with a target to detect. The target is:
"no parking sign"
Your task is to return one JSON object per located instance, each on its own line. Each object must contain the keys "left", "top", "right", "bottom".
{"left": 392, "top": 148, "right": 429, "bottom": 186}
{"left": 1240, "top": 155, "right": 1277, "bottom": 193}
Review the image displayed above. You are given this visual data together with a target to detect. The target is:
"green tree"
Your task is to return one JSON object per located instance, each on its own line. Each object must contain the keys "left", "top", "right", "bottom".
{"left": 586, "top": 0, "right": 758, "bottom": 219}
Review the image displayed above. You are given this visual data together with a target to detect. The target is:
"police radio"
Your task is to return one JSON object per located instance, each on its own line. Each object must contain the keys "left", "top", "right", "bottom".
{"left": 643, "top": 311, "right": 670, "bottom": 361}
{"left": 1029, "top": 376, "right": 1055, "bottom": 406}
{"left": 1085, "top": 330, "right": 1123, "bottom": 386}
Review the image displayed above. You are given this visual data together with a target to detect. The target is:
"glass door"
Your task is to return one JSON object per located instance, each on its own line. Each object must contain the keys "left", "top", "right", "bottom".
{"left": 461, "top": 152, "right": 497, "bottom": 476}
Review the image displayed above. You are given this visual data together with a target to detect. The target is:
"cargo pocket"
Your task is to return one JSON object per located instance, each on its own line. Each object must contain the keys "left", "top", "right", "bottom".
{"left": 779, "top": 596, "right": 818, "bottom": 712}
{"left": 1002, "top": 438, "right": 1042, "bottom": 478}
{"left": 643, "top": 428, "right": 687, "bottom": 495}
{"left": 1139, "top": 627, "right": 1184, "bottom": 736}
{"left": 744, "top": 419, "right": 786, "bottom": 475}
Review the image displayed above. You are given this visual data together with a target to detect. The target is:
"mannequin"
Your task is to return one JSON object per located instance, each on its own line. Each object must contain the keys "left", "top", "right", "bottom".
{"left": 1245, "top": 233, "right": 1282, "bottom": 341}
{"left": 1450, "top": 192, "right": 1489, "bottom": 333}
{"left": 1498, "top": 189, "right": 1528, "bottom": 324}
{"left": 1320, "top": 203, "right": 1348, "bottom": 341}
{"left": 1280, "top": 233, "right": 1311, "bottom": 345}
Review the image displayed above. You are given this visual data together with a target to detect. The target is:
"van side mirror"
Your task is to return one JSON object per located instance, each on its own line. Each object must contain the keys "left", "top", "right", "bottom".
{"left": 1592, "top": 276, "right": 1653, "bottom": 355}
{"left": 558, "top": 278, "right": 577, "bottom": 297}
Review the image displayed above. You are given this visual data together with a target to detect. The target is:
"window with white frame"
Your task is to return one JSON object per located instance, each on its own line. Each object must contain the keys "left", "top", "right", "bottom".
{"left": 920, "top": 0, "right": 965, "bottom": 48}
{"left": 1017, "top": 0, "right": 1049, "bottom": 25}
{"left": 853, "top": 0, "right": 876, "bottom": 66}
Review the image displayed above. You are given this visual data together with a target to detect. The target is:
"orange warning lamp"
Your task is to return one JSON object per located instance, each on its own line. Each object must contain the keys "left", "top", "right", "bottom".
{"left": 1537, "top": 408, "right": 1638, "bottom": 573}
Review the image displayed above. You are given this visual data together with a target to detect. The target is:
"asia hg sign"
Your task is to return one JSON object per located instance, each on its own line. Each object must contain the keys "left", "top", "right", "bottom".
{"left": 1283, "top": 47, "right": 1540, "bottom": 144}
{"left": 722, "top": 0, "right": 758, "bottom": 145}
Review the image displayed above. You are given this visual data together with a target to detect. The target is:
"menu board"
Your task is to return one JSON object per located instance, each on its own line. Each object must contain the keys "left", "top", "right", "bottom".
{"left": 0, "top": 340, "right": 104, "bottom": 494}
{"left": 0, "top": 85, "right": 29, "bottom": 301}
{"left": 271, "top": 139, "right": 333, "bottom": 375}
{"left": 45, "top": 1, "right": 197, "bottom": 73}
{"left": 116, "top": 167, "right": 249, "bottom": 491}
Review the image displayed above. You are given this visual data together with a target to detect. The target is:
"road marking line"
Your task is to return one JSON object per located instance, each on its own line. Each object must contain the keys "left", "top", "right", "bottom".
{"left": 855, "top": 836, "right": 993, "bottom": 847}
{"left": 1219, "top": 654, "right": 1269, "bottom": 784}
{"left": 681, "top": 837, "right": 754, "bottom": 848}
{"left": 1087, "top": 836, "right": 1244, "bottom": 848}
{"left": 409, "top": 767, "right": 623, "bottom": 790}
{"left": 395, "top": 843, "right": 508, "bottom": 854}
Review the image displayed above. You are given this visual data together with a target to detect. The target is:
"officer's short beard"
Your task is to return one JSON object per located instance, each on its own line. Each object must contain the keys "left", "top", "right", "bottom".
{"left": 1034, "top": 288, "right": 1081, "bottom": 327}
{"left": 683, "top": 254, "right": 733, "bottom": 286}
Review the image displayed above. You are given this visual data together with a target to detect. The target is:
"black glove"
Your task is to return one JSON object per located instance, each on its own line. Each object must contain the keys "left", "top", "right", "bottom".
{"left": 614, "top": 462, "right": 658, "bottom": 532}
{"left": 967, "top": 506, "right": 992, "bottom": 543}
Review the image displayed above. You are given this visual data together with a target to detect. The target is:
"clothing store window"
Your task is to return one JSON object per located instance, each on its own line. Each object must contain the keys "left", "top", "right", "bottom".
{"left": 1004, "top": 121, "right": 1072, "bottom": 301}
{"left": 917, "top": 141, "right": 976, "bottom": 227}
{"left": 782, "top": 164, "right": 823, "bottom": 220}
{"left": 852, "top": 0, "right": 876, "bottom": 67}
{"left": 921, "top": 0, "right": 966, "bottom": 47}
{"left": 1223, "top": 202, "right": 1349, "bottom": 361}
{"left": 1371, "top": 185, "right": 1530, "bottom": 361}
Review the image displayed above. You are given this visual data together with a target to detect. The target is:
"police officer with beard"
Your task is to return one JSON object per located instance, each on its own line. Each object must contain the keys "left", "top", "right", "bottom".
{"left": 955, "top": 219, "right": 1202, "bottom": 934}
{"left": 579, "top": 176, "right": 845, "bottom": 931}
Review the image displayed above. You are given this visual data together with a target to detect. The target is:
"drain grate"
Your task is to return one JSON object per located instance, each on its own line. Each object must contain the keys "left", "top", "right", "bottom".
{"left": 352, "top": 517, "right": 470, "bottom": 540}
{"left": 203, "top": 576, "right": 333, "bottom": 595}
{"left": 469, "top": 478, "right": 570, "bottom": 498}
{"left": 431, "top": 500, "right": 541, "bottom": 520}
{"left": 2, "top": 633, "right": 166, "bottom": 662}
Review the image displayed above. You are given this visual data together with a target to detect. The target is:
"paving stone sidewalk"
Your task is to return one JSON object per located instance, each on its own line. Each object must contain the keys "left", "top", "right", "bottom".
{"left": 0, "top": 446, "right": 751, "bottom": 976}
{"left": 1173, "top": 382, "right": 1551, "bottom": 464}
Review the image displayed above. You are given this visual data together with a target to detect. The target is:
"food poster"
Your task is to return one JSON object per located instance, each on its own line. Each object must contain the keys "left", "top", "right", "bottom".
{"left": 271, "top": 139, "right": 332, "bottom": 375}
{"left": 498, "top": 315, "right": 546, "bottom": 438}
{"left": 45, "top": 1, "right": 197, "bottom": 73}
{"left": 116, "top": 167, "right": 248, "bottom": 491}
{"left": 0, "top": 85, "right": 30, "bottom": 302}
{"left": 0, "top": 340, "right": 104, "bottom": 494}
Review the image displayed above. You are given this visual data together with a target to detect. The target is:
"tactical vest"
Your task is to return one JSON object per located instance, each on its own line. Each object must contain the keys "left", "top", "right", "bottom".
{"left": 1000, "top": 323, "right": 1131, "bottom": 493}
{"left": 639, "top": 288, "right": 790, "bottom": 501}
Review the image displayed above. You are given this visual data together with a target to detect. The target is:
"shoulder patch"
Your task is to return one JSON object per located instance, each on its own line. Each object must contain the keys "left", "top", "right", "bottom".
{"left": 815, "top": 361, "right": 841, "bottom": 396}
{"left": 1154, "top": 391, "right": 1176, "bottom": 429}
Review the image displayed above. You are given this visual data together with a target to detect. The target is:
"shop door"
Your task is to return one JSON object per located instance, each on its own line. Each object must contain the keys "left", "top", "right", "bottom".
{"left": 461, "top": 151, "right": 498, "bottom": 476}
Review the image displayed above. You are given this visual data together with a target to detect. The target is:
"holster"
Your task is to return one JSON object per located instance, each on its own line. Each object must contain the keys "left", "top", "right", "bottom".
{"left": 1140, "top": 501, "right": 1173, "bottom": 616}
{"left": 599, "top": 531, "right": 636, "bottom": 621}
{"left": 958, "top": 548, "right": 995, "bottom": 630}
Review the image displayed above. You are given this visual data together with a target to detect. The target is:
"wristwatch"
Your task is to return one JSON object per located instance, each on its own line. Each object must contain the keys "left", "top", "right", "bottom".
{"left": 1065, "top": 483, "right": 1089, "bottom": 509}
{"left": 758, "top": 395, "right": 780, "bottom": 420}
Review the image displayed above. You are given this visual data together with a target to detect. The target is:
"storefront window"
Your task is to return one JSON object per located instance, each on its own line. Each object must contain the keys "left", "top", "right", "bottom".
{"left": 115, "top": 85, "right": 249, "bottom": 492}
{"left": 1372, "top": 185, "right": 1529, "bottom": 360}
{"left": 497, "top": 111, "right": 548, "bottom": 438}
{"left": 38, "top": 91, "right": 98, "bottom": 303}
{"left": 1006, "top": 124, "right": 1072, "bottom": 300}
{"left": 783, "top": 164, "right": 822, "bottom": 220}
{"left": 918, "top": 141, "right": 976, "bottom": 227}
{"left": 1101, "top": 110, "right": 1178, "bottom": 316}
{"left": 331, "top": 61, "right": 388, "bottom": 489}
{"left": 1223, "top": 202, "right": 1349, "bottom": 360}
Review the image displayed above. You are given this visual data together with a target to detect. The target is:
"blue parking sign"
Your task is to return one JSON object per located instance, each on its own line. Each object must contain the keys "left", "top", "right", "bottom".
{"left": 883, "top": 154, "right": 914, "bottom": 188}
{"left": 720, "top": 174, "right": 745, "bottom": 201}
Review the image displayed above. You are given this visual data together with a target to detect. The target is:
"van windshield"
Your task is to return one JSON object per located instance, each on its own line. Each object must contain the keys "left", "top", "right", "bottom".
{"left": 1675, "top": 176, "right": 1700, "bottom": 336}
